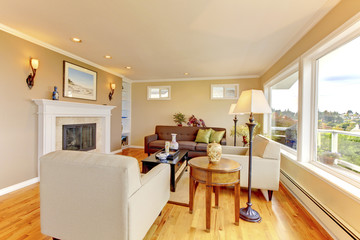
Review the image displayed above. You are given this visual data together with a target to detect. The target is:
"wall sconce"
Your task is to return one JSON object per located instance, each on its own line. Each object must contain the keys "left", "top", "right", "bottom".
{"left": 109, "top": 83, "right": 116, "bottom": 101}
{"left": 26, "top": 58, "right": 39, "bottom": 89}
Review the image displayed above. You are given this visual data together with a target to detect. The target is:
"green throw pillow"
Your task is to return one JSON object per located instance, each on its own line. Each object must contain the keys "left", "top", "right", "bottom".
{"left": 195, "top": 129, "right": 212, "bottom": 143}
{"left": 209, "top": 129, "right": 225, "bottom": 143}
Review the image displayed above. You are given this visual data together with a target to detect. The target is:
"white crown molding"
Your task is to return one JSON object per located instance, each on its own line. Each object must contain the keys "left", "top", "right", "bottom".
{"left": 259, "top": 0, "right": 341, "bottom": 77}
{"left": 0, "top": 23, "right": 128, "bottom": 80}
{"left": 133, "top": 75, "right": 259, "bottom": 83}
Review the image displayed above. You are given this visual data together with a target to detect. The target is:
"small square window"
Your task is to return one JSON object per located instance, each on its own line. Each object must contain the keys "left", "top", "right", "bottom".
{"left": 147, "top": 86, "right": 171, "bottom": 100}
{"left": 211, "top": 84, "right": 239, "bottom": 99}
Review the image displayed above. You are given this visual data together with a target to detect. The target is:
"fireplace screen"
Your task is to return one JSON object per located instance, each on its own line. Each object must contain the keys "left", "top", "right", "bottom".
{"left": 62, "top": 123, "right": 96, "bottom": 151}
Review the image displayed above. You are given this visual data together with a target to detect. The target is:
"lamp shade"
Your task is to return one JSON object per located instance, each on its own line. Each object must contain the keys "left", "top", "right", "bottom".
{"left": 228, "top": 103, "right": 238, "bottom": 115}
{"left": 111, "top": 83, "right": 116, "bottom": 90}
{"left": 233, "top": 89, "right": 271, "bottom": 114}
{"left": 31, "top": 58, "right": 39, "bottom": 69}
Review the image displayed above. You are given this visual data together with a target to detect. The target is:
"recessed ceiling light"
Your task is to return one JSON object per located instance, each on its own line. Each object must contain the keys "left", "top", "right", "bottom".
{"left": 71, "top": 37, "right": 82, "bottom": 43}
{"left": 104, "top": 55, "right": 112, "bottom": 59}
{"left": 184, "top": 72, "right": 189, "bottom": 75}
{"left": 125, "top": 66, "right": 132, "bottom": 70}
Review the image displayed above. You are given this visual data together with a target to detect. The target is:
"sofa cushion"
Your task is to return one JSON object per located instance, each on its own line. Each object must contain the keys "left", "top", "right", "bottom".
{"left": 195, "top": 129, "right": 212, "bottom": 143}
{"left": 262, "top": 139, "right": 280, "bottom": 160}
{"left": 195, "top": 143, "right": 208, "bottom": 151}
{"left": 253, "top": 135, "right": 269, "bottom": 157}
{"left": 209, "top": 129, "right": 225, "bottom": 143}
{"left": 246, "top": 135, "right": 279, "bottom": 160}
{"left": 149, "top": 140, "right": 166, "bottom": 149}
{"left": 178, "top": 141, "right": 197, "bottom": 150}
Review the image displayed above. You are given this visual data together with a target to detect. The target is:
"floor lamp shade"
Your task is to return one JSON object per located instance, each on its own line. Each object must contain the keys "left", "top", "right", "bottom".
{"left": 233, "top": 89, "right": 271, "bottom": 115}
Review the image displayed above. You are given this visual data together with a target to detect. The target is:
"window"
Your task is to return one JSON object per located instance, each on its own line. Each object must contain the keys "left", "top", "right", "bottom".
{"left": 147, "top": 86, "right": 171, "bottom": 100}
{"left": 316, "top": 35, "right": 360, "bottom": 177}
{"left": 211, "top": 84, "right": 239, "bottom": 99}
{"left": 269, "top": 72, "right": 298, "bottom": 150}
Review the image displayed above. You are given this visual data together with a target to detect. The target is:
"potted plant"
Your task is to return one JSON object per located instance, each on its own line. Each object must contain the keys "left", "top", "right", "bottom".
{"left": 319, "top": 152, "right": 340, "bottom": 165}
{"left": 173, "top": 112, "right": 186, "bottom": 126}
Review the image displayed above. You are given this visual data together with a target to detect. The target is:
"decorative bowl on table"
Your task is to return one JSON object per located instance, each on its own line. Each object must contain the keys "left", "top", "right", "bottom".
{"left": 156, "top": 152, "right": 169, "bottom": 161}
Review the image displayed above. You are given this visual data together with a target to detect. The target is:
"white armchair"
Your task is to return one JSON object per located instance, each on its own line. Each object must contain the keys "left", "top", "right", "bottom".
{"left": 222, "top": 135, "right": 281, "bottom": 201}
{"left": 40, "top": 150, "right": 170, "bottom": 240}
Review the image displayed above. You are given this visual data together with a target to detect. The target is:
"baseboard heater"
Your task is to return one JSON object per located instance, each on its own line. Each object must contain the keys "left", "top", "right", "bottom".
{"left": 280, "top": 169, "right": 359, "bottom": 240}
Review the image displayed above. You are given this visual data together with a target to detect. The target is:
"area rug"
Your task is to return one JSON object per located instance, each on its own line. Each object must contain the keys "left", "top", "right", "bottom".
{"left": 168, "top": 169, "right": 189, "bottom": 207}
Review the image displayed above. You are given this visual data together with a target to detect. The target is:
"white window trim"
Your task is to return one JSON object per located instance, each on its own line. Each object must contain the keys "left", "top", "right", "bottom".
{"left": 147, "top": 86, "right": 171, "bottom": 100}
{"left": 211, "top": 84, "right": 239, "bottom": 100}
{"left": 264, "top": 60, "right": 299, "bottom": 157}
{"left": 300, "top": 13, "right": 360, "bottom": 185}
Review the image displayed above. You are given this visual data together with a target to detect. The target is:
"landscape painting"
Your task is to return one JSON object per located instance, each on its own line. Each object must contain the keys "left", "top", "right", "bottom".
{"left": 63, "top": 61, "right": 97, "bottom": 100}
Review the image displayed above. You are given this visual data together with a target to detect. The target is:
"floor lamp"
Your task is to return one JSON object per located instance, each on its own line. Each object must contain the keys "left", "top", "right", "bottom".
{"left": 233, "top": 89, "right": 271, "bottom": 222}
{"left": 228, "top": 104, "right": 238, "bottom": 146}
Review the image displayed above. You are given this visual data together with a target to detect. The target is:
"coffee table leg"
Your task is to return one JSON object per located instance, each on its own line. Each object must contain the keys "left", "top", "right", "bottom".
{"left": 189, "top": 169, "right": 194, "bottom": 214}
{"left": 234, "top": 182, "right": 240, "bottom": 225}
{"left": 206, "top": 185, "right": 211, "bottom": 232}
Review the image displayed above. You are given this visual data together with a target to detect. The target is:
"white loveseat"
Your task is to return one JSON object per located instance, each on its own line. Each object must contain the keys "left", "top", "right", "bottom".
{"left": 40, "top": 150, "right": 170, "bottom": 240}
{"left": 221, "top": 135, "right": 281, "bottom": 201}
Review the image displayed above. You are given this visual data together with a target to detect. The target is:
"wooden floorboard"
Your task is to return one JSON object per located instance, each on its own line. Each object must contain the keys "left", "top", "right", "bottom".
{"left": 0, "top": 148, "right": 332, "bottom": 240}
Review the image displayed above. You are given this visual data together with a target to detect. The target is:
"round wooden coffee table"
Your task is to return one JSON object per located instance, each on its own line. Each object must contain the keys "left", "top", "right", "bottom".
{"left": 188, "top": 157, "right": 241, "bottom": 232}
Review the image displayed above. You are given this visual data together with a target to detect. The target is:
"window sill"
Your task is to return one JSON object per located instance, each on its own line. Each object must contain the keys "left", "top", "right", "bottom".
{"left": 281, "top": 152, "right": 360, "bottom": 203}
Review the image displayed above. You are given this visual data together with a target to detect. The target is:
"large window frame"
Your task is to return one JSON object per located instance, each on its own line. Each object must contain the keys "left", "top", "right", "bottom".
{"left": 302, "top": 20, "right": 360, "bottom": 188}
{"left": 264, "top": 62, "right": 299, "bottom": 156}
{"left": 264, "top": 15, "right": 360, "bottom": 189}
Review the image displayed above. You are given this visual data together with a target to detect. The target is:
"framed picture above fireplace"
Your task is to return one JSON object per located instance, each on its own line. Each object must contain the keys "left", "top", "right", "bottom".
{"left": 63, "top": 61, "right": 97, "bottom": 100}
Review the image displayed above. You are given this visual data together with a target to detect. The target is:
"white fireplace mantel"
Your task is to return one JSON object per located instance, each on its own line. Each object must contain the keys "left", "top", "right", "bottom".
{"left": 33, "top": 99, "right": 116, "bottom": 159}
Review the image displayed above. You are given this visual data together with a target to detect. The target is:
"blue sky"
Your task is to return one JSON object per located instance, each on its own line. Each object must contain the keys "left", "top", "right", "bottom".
{"left": 318, "top": 35, "right": 360, "bottom": 113}
{"left": 271, "top": 35, "right": 360, "bottom": 114}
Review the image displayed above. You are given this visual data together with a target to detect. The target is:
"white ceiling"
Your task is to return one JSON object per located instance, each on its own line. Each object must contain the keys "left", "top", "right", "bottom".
{"left": 0, "top": 0, "right": 339, "bottom": 81}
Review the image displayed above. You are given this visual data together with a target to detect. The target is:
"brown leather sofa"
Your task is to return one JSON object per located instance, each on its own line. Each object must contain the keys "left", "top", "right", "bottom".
{"left": 144, "top": 125, "right": 226, "bottom": 158}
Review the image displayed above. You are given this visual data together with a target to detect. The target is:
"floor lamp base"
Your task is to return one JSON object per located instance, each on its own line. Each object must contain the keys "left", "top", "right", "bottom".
{"left": 239, "top": 205, "right": 261, "bottom": 222}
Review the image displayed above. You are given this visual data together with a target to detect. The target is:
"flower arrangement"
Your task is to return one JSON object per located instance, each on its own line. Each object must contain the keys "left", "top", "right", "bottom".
{"left": 230, "top": 122, "right": 261, "bottom": 146}
{"left": 187, "top": 115, "right": 206, "bottom": 127}
{"left": 173, "top": 112, "right": 186, "bottom": 126}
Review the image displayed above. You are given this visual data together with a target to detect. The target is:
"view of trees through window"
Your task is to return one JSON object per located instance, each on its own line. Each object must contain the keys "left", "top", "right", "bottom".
{"left": 317, "top": 35, "right": 360, "bottom": 175}
{"left": 270, "top": 72, "right": 298, "bottom": 150}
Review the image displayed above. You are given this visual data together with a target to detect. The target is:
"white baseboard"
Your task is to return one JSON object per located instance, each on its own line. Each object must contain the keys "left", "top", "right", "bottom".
{"left": 0, "top": 177, "right": 39, "bottom": 197}
{"left": 280, "top": 170, "right": 360, "bottom": 240}
{"left": 111, "top": 148, "right": 123, "bottom": 154}
{"left": 129, "top": 145, "right": 144, "bottom": 149}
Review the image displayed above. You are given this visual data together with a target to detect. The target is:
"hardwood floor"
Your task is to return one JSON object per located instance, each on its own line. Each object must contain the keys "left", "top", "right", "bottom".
{"left": 0, "top": 148, "right": 332, "bottom": 240}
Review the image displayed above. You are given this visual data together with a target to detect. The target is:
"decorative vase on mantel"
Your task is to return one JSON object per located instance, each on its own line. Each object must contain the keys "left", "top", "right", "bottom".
{"left": 207, "top": 142, "right": 222, "bottom": 163}
{"left": 170, "top": 133, "right": 179, "bottom": 150}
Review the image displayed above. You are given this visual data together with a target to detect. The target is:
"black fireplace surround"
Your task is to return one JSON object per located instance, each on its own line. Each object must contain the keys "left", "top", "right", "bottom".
{"left": 62, "top": 123, "right": 96, "bottom": 151}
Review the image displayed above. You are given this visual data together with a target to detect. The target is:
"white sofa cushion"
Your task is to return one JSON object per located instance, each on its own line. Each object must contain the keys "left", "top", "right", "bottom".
{"left": 246, "top": 135, "right": 279, "bottom": 160}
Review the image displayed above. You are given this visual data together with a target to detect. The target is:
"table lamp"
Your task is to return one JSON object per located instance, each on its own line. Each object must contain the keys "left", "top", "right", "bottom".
{"left": 233, "top": 89, "right": 272, "bottom": 222}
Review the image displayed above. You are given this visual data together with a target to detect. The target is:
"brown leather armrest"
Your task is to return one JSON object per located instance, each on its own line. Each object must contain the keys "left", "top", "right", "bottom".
{"left": 220, "top": 138, "right": 226, "bottom": 145}
{"left": 144, "top": 134, "right": 158, "bottom": 154}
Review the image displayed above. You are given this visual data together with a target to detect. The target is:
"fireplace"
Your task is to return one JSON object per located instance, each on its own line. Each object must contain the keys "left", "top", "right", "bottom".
{"left": 63, "top": 123, "right": 96, "bottom": 151}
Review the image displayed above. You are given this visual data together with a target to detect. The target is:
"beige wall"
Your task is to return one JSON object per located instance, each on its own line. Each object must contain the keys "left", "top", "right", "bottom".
{"left": 260, "top": 0, "right": 360, "bottom": 235}
{"left": 131, "top": 78, "right": 261, "bottom": 146}
{"left": 0, "top": 30, "right": 122, "bottom": 189}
